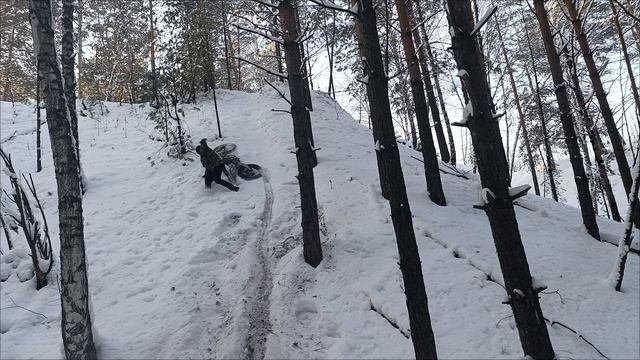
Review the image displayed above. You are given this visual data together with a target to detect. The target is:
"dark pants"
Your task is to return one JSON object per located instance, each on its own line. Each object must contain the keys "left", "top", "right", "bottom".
{"left": 205, "top": 165, "right": 238, "bottom": 191}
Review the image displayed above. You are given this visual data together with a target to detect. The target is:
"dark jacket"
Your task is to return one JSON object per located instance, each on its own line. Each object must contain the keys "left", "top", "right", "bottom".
{"left": 199, "top": 140, "right": 223, "bottom": 169}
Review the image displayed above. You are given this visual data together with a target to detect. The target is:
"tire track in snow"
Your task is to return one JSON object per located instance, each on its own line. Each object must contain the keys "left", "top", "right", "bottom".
{"left": 244, "top": 168, "right": 274, "bottom": 360}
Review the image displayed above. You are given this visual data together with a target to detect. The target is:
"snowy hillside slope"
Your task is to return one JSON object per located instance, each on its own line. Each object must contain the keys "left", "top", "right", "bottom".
{"left": 1, "top": 90, "right": 638, "bottom": 359}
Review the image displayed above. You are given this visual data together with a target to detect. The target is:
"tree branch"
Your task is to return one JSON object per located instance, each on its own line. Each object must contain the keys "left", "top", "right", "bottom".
{"left": 234, "top": 57, "right": 287, "bottom": 80}
{"left": 308, "top": 0, "right": 358, "bottom": 16}
{"left": 232, "top": 23, "right": 283, "bottom": 45}
{"left": 264, "top": 78, "right": 292, "bottom": 105}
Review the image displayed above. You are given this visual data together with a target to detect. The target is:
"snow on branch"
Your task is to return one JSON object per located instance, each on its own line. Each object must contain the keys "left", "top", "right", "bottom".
{"left": 232, "top": 23, "right": 283, "bottom": 45}
{"left": 234, "top": 56, "right": 287, "bottom": 80}
{"left": 308, "top": 0, "right": 358, "bottom": 16}
{"left": 470, "top": 5, "right": 497, "bottom": 37}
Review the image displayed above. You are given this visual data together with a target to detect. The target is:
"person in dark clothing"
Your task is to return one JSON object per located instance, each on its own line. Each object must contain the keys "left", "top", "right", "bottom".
{"left": 196, "top": 139, "right": 239, "bottom": 192}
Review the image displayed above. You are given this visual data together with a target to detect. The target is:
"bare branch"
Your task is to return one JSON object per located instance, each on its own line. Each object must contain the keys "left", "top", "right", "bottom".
{"left": 613, "top": 0, "right": 640, "bottom": 23}
{"left": 470, "top": 5, "right": 498, "bottom": 37}
{"left": 234, "top": 57, "right": 287, "bottom": 80}
{"left": 308, "top": 0, "right": 358, "bottom": 16}
{"left": 232, "top": 23, "right": 284, "bottom": 45}
{"left": 264, "top": 78, "right": 292, "bottom": 105}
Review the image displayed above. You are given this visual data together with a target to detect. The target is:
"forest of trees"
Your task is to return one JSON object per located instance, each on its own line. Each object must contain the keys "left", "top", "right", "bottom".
{"left": 1, "top": 0, "right": 639, "bottom": 358}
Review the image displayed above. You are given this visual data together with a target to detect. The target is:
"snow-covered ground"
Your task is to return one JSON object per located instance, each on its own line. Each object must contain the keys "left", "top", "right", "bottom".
{"left": 1, "top": 90, "right": 638, "bottom": 359}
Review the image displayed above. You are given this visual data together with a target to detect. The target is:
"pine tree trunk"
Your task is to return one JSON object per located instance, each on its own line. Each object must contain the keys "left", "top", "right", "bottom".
{"left": 221, "top": 0, "right": 233, "bottom": 90}
{"left": 496, "top": 20, "right": 540, "bottom": 196}
{"left": 29, "top": 0, "right": 96, "bottom": 357}
{"left": 353, "top": 1, "right": 438, "bottom": 357}
{"left": 279, "top": 0, "right": 322, "bottom": 267}
{"left": 446, "top": 2, "right": 555, "bottom": 358}
{"left": 523, "top": 23, "right": 558, "bottom": 202}
{"left": 411, "top": 0, "right": 450, "bottom": 163}
{"left": 426, "top": 40, "right": 456, "bottom": 165}
{"left": 576, "top": 126, "right": 600, "bottom": 216}
{"left": 394, "top": 0, "right": 446, "bottom": 206}
{"left": 566, "top": 52, "right": 622, "bottom": 222}
{"left": 534, "top": 0, "right": 600, "bottom": 240}
{"left": 390, "top": 33, "right": 418, "bottom": 150}
{"left": 564, "top": 0, "right": 633, "bottom": 198}
{"left": 609, "top": 0, "right": 640, "bottom": 122}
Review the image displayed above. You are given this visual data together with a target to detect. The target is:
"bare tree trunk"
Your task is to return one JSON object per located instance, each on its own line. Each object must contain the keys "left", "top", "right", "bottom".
{"left": 412, "top": 0, "right": 450, "bottom": 163}
{"left": 354, "top": 1, "right": 438, "bottom": 357}
{"left": 279, "top": 0, "right": 322, "bottom": 267}
{"left": 61, "top": 0, "right": 84, "bottom": 193}
{"left": 0, "top": 212, "right": 13, "bottom": 250}
{"left": 221, "top": 0, "right": 233, "bottom": 90}
{"left": 390, "top": 32, "right": 418, "bottom": 150}
{"left": 149, "top": 0, "right": 159, "bottom": 107}
{"left": 610, "top": 0, "right": 640, "bottom": 120}
{"left": 534, "top": 0, "right": 600, "bottom": 240}
{"left": 627, "top": 0, "right": 640, "bottom": 56}
{"left": 236, "top": 27, "right": 242, "bottom": 89}
{"left": 426, "top": 40, "right": 456, "bottom": 165}
{"left": 322, "top": 12, "right": 336, "bottom": 98}
{"left": 447, "top": 2, "right": 555, "bottom": 358}
{"left": 273, "top": 16, "right": 285, "bottom": 80}
{"left": 565, "top": 50, "right": 622, "bottom": 222}
{"left": 565, "top": 0, "right": 633, "bottom": 198}
{"left": 77, "top": 0, "right": 84, "bottom": 102}
{"left": 608, "top": 146, "right": 640, "bottom": 291}
{"left": 2, "top": 27, "right": 15, "bottom": 101}
{"left": 29, "top": 0, "right": 97, "bottom": 357}
{"left": 496, "top": 19, "right": 540, "bottom": 196}
{"left": 576, "top": 124, "right": 600, "bottom": 215}
{"left": 394, "top": 0, "right": 446, "bottom": 206}
{"left": 36, "top": 68, "right": 42, "bottom": 172}
{"left": 523, "top": 22, "right": 558, "bottom": 201}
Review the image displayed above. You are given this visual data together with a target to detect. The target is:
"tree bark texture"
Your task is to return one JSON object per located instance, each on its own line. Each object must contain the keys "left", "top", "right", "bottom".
{"left": 564, "top": 0, "right": 633, "bottom": 197}
{"left": 446, "top": 2, "right": 555, "bottom": 358}
{"left": 609, "top": 0, "right": 640, "bottom": 123}
{"left": 523, "top": 23, "right": 558, "bottom": 201}
{"left": 149, "top": 0, "right": 159, "bottom": 107}
{"left": 496, "top": 19, "right": 540, "bottom": 196}
{"left": 566, "top": 52, "right": 622, "bottom": 222}
{"left": 425, "top": 39, "right": 456, "bottom": 165}
{"left": 608, "top": 148, "right": 640, "bottom": 291}
{"left": 36, "top": 68, "right": 42, "bottom": 172}
{"left": 394, "top": 0, "right": 446, "bottom": 206}
{"left": 353, "top": 0, "right": 438, "bottom": 357}
{"left": 534, "top": 0, "right": 600, "bottom": 240}
{"left": 61, "top": 0, "right": 85, "bottom": 194}
{"left": 29, "top": 0, "right": 97, "bottom": 358}
{"left": 411, "top": 0, "right": 450, "bottom": 163}
{"left": 279, "top": 0, "right": 322, "bottom": 267}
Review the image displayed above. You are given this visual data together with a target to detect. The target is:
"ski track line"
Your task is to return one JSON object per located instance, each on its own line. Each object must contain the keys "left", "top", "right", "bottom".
{"left": 245, "top": 168, "right": 274, "bottom": 360}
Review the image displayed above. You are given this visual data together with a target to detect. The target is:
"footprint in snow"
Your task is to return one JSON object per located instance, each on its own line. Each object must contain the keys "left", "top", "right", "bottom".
{"left": 294, "top": 300, "right": 319, "bottom": 321}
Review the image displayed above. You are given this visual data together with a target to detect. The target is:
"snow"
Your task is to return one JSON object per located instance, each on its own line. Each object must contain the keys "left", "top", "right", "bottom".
{"left": 1, "top": 91, "right": 639, "bottom": 358}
